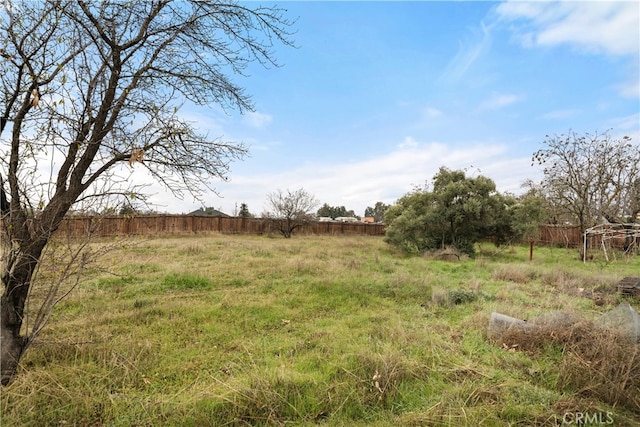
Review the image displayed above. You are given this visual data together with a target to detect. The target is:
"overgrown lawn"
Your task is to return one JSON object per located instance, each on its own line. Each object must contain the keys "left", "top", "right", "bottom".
{"left": 2, "top": 235, "right": 639, "bottom": 426}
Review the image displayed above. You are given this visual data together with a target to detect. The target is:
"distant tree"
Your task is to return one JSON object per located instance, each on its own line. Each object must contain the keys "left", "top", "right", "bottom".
{"left": 384, "top": 167, "right": 508, "bottom": 256}
{"left": 364, "top": 202, "right": 389, "bottom": 222}
{"left": 265, "top": 188, "right": 319, "bottom": 238}
{"left": 626, "top": 178, "right": 640, "bottom": 223}
{"left": 532, "top": 130, "right": 640, "bottom": 234}
{"left": 512, "top": 191, "right": 547, "bottom": 241}
{"left": 521, "top": 179, "right": 560, "bottom": 225}
{"left": 491, "top": 190, "right": 547, "bottom": 246}
{"left": 238, "top": 202, "right": 251, "bottom": 218}
{"left": 316, "top": 203, "right": 333, "bottom": 218}
{"left": 317, "top": 204, "right": 355, "bottom": 219}
{"left": 118, "top": 205, "right": 137, "bottom": 216}
{"left": 0, "top": 0, "right": 293, "bottom": 385}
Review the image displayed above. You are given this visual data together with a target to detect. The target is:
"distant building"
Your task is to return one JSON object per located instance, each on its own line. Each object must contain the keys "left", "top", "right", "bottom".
{"left": 335, "top": 216, "right": 359, "bottom": 223}
{"left": 318, "top": 216, "right": 333, "bottom": 222}
{"left": 363, "top": 216, "right": 375, "bottom": 223}
{"left": 188, "top": 207, "right": 229, "bottom": 217}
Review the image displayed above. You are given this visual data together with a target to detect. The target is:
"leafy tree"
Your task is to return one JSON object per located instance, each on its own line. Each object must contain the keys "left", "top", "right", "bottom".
{"left": 512, "top": 191, "right": 547, "bottom": 240}
{"left": 316, "top": 203, "right": 333, "bottom": 218}
{"left": 265, "top": 188, "right": 319, "bottom": 238}
{"left": 385, "top": 167, "right": 508, "bottom": 256}
{"left": 532, "top": 130, "right": 640, "bottom": 233}
{"left": 118, "top": 205, "right": 137, "bottom": 216}
{"left": 316, "top": 203, "right": 356, "bottom": 219}
{"left": 491, "top": 190, "right": 546, "bottom": 246}
{"left": 238, "top": 202, "right": 251, "bottom": 218}
{"left": 0, "top": 0, "right": 293, "bottom": 385}
{"left": 383, "top": 189, "right": 436, "bottom": 255}
{"left": 364, "top": 202, "right": 389, "bottom": 222}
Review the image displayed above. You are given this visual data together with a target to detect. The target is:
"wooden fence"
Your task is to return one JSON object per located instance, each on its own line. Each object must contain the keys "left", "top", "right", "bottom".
{"left": 539, "top": 224, "right": 638, "bottom": 250}
{"left": 53, "top": 215, "right": 637, "bottom": 251}
{"left": 538, "top": 225, "right": 583, "bottom": 247}
{"left": 56, "top": 215, "right": 386, "bottom": 238}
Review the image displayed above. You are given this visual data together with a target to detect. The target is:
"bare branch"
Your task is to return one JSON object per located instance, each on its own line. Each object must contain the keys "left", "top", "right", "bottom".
{"left": 1, "top": 0, "right": 294, "bottom": 385}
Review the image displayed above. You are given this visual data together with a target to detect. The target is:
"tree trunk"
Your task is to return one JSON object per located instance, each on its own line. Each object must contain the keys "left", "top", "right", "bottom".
{"left": 1, "top": 295, "right": 27, "bottom": 385}
{"left": 1, "top": 243, "right": 46, "bottom": 385}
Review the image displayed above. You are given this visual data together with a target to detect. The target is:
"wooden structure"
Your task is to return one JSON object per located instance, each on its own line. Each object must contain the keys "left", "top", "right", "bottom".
{"left": 539, "top": 225, "right": 583, "bottom": 248}
{"left": 618, "top": 277, "right": 640, "bottom": 298}
{"left": 49, "top": 216, "right": 640, "bottom": 251}
{"left": 56, "top": 215, "right": 385, "bottom": 238}
{"left": 583, "top": 223, "right": 640, "bottom": 262}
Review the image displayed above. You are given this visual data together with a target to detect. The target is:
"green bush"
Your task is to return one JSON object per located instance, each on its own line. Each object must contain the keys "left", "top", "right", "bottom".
{"left": 384, "top": 167, "right": 544, "bottom": 256}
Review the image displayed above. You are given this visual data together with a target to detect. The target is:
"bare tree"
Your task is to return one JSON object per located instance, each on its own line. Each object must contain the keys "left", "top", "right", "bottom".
{"left": 623, "top": 177, "right": 640, "bottom": 223}
{"left": 0, "top": 0, "right": 294, "bottom": 385}
{"left": 265, "top": 188, "right": 319, "bottom": 238}
{"left": 532, "top": 130, "right": 640, "bottom": 234}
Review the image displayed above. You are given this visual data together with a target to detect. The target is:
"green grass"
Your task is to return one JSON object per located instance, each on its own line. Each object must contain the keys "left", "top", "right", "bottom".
{"left": 2, "top": 235, "right": 639, "bottom": 426}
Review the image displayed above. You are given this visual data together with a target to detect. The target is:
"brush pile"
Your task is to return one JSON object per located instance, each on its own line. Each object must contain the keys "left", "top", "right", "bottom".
{"left": 488, "top": 303, "right": 640, "bottom": 414}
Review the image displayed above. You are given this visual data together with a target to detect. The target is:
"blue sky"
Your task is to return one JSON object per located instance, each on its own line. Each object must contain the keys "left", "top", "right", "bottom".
{"left": 152, "top": 1, "right": 640, "bottom": 217}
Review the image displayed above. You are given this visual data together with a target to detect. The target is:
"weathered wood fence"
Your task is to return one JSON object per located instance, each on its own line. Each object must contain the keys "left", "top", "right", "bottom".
{"left": 538, "top": 225, "right": 583, "bottom": 247}
{"left": 539, "top": 224, "right": 638, "bottom": 250}
{"left": 54, "top": 215, "right": 637, "bottom": 250}
{"left": 56, "top": 215, "right": 385, "bottom": 238}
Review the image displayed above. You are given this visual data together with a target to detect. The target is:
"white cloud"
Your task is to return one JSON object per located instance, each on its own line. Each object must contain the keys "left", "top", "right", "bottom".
{"left": 615, "top": 77, "right": 640, "bottom": 99}
{"left": 441, "top": 21, "right": 493, "bottom": 83}
{"left": 496, "top": 1, "right": 640, "bottom": 57}
{"left": 480, "top": 93, "right": 522, "bottom": 110}
{"left": 538, "top": 108, "right": 581, "bottom": 120}
{"left": 423, "top": 107, "right": 443, "bottom": 119}
{"left": 397, "top": 136, "right": 420, "bottom": 149}
{"left": 242, "top": 111, "right": 273, "bottom": 128}
{"left": 160, "top": 138, "right": 539, "bottom": 216}
{"left": 606, "top": 113, "right": 640, "bottom": 144}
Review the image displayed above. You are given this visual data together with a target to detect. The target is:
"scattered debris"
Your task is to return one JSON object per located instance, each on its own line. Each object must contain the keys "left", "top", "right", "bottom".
{"left": 618, "top": 277, "right": 640, "bottom": 298}
{"left": 487, "top": 312, "right": 537, "bottom": 342}
{"left": 487, "top": 304, "right": 640, "bottom": 412}
{"left": 488, "top": 302, "right": 640, "bottom": 346}
{"left": 595, "top": 302, "right": 639, "bottom": 343}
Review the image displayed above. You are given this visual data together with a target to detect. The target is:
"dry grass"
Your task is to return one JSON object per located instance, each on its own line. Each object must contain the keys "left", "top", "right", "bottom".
{"left": 491, "top": 265, "right": 539, "bottom": 284}
{"left": 560, "top": 330, "right": 640, "bottom": 413}
{"left": 498, "top": 316, "right": 640, "bottom": 414}
{"left": 2, "top": 235, "right": 640, "bottom": 426}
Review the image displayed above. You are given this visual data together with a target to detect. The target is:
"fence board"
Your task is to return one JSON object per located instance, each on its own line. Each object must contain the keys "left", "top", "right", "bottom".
{"left": 53, "top": 216, "right": 637, "bottom": 251}
{"left": 56, "top": 215, "right": 385, "bottom": 238}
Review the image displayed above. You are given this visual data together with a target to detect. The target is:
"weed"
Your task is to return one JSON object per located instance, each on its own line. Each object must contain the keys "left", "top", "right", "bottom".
{"left": 431, "top": 287, "right": 480, "bottom": 307}
{"left": 447, "top": 289, "right": 478, "bottom": 305}
{"left": 160, "top": 273, "right": 213, "bottom": 291}
{"left": 499, "top": 316, "right": 640, "bottom": 414}
{"left": 492, "top": 265, "right": 538, "bottom": 283}
{"left": 2, "top": 235, "right": 640, "bottom": 426}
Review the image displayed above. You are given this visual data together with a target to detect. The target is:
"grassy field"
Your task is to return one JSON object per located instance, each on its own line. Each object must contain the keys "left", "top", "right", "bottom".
{"left": 1, "top": 234, "right": 639, "bottom": 426}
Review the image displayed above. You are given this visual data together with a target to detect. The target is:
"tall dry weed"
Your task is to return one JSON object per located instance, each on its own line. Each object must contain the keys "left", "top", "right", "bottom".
{"left": 491, "top": 265, "right": 538, "bottom": 284}
{"left": 499, "top": 318, "right": 640, "bottom": 414}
